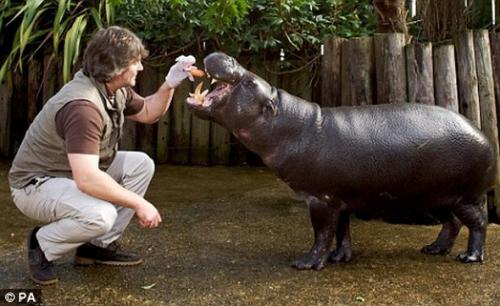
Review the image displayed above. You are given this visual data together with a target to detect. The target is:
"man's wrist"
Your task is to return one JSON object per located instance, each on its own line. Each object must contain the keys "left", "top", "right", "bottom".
{"left": 164, "top": 75, "right": 179, "bottom": 89}
{"left": 162, "top": 79, "right": 175, "bottom": 91}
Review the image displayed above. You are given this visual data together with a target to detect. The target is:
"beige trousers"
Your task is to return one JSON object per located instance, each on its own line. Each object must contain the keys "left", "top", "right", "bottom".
{"left": 11, "top": 151, "right": 155, "bottom": 262}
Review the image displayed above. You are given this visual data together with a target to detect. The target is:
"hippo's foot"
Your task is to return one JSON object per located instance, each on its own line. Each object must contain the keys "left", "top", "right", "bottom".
{"left": 420, "top": 242, "right": 452, "bottom": 255}
{"left": 456, "top": 250, "right": 484, "bottom": 263}
{"left": 292, "top": 253, "right": 329, "bottom": 270}
{"left": 329, "top": 247, "right": 352, "bottom": 263}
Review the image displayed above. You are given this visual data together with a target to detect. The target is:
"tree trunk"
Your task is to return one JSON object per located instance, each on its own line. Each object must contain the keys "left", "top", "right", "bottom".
{"left": 373, "top": 0, "right": 408, "bottom": 35}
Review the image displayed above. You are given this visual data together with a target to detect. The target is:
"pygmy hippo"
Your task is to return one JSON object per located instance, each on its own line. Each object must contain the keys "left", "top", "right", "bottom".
{"left": 185, "top": 52, "right": 497, "bottom": 270}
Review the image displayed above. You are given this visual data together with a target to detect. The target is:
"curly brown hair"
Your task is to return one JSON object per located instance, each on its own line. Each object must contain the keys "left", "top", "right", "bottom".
{"left": 82, "top": 26, "right": 149, "bottom": 82}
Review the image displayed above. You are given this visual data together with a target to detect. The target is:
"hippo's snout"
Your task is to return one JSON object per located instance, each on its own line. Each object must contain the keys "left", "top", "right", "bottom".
{"left": 204, "top": 52, "right": 245, "bottom": 84}
{"left": 186, "top": 53, "right": 245, "bottom": 110}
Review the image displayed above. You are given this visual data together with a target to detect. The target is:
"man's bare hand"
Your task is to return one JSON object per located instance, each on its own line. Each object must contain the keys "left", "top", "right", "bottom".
{"left": 135, "top": 201, "right": 162, "bottom": 228}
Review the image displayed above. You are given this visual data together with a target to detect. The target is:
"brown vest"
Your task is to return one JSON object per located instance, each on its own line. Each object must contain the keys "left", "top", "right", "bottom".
{"left": 9, "top": 70, "right": 127, "bottom": 188}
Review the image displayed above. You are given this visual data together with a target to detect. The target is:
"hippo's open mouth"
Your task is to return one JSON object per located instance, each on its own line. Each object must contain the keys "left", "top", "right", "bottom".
{"left": 186, "top": 79, "right": 233, "bottom": 108}
{"left": 186, "top": 53, "right": 245, "bottom": 109}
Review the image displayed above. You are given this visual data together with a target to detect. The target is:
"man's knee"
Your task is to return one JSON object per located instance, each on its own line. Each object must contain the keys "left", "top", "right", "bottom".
{"left": 87, "top": 205, "right": 118, "bottom": 235}
{"left": 140, "top": 153, "right": 155, "bottom": 177}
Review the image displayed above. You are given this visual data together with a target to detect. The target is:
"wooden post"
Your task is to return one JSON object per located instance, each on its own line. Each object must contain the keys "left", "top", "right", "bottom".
{"left": 280, "top": 62, "right": 301, "bottom": 98}
{"left": 136, "top": 64, "right": 158, "bottom": 159}
{"left": 294, "top": 65, "right": 313, "bottom": 102}
{"left": 491, "top": 31, "right": 500, "bottom": 138}
{"left": 156, "top": 67, "right": 170, "bottom": 164}
{"left": 0, "top": 73, "right": 12, "bottom": 157}
{"left": 406, "top": 42, "right": 435, "bottom": 105}
{"left": 474, "top": 30, "right": 500, "bottom": 221}
{"left": 170, "top": 80, "right": 192, "bottom": 164}
{"left": 27, "top": 59, "right": 42, "bottom": 123}
{"left": 42, "top": 52, "right": 57, "bottom": 104}
{"left": 455, "top": 30, "right": 481, "bottom": 127}
{"left": 211, "top": 123, "right": 231, "bottom": 165}
{"left": 120, "top": 120, "right": 137, "bottom": 151}
{"left": 374, "top": 33, "right": 407, "bottom": 104}
{"left": 433, "top": 44, "right": 459, "bottom": 112}
{"left": 191, "top": 81, "right": 210, "bottom": 165}
{"left": 321, "top": 37, "right": 344, "bottom": 107}
{"left": 11, "top": 71, "right": 27, "bottom": 154}
{"left": 340, "top": 40, "right": 352, "bottom": 106}
{"left": 342, "top": 37, "right": 375, "bottom": 106}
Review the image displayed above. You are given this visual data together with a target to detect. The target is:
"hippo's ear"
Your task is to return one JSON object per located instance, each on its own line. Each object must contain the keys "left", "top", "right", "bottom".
{"left": 262, "top": 98, "right": 278, "bottom": 117}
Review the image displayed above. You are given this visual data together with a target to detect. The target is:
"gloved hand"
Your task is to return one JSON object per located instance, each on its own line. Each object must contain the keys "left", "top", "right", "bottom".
{"left": 165, "top": 55, "right": 196, "bottom": 88}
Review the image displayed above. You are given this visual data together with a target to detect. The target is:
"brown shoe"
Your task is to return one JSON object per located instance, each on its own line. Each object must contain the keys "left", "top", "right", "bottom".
{"left": 75, "top": 242, "right": 143, "bottom": 266}
{"left": 27, "top": 227, "right": 58, "bottom": 285}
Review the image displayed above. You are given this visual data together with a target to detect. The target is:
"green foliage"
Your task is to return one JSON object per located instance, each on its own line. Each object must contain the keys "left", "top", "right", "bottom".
{"left": 0, "top": 0, "right": 376, "bottom": 83}
{"left": 115, "top": 0, "right": 376, "bottom": 60}
{"left": 0, "top": 0, "right": 121, "bottom": 83}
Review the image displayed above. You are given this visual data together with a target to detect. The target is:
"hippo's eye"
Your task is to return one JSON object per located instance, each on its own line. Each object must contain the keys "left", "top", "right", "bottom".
{"left": 243, "top": 79, "right": 255, "bottom": 87}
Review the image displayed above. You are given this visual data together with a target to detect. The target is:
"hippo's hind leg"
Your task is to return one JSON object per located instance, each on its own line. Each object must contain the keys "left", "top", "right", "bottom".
{"left": 292, "top": 197, "right": 339, "bottom": 270}
{"left": 421, "top": 212, "right": 462, "bottom": 255}
{"left": 453, "top": 199, "right": 487, "bottom": 263}
{"left": 329, "top": 212, "right": 353, "bottom": 263}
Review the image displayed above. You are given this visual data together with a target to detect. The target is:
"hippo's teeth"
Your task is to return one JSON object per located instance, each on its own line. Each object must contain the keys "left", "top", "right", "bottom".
{"left": 210, "top": 78, "right": 217, "bottom": 85}
{"left": 189, "top": 82, "right": 207, "bottom": 105}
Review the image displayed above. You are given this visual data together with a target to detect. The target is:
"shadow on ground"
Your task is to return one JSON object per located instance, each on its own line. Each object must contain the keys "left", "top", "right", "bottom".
{"left": 0, "top": 160, "right": 499, "bottom": 305}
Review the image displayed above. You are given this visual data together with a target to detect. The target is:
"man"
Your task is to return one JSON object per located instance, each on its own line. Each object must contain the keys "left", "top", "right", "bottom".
{"left": 9, "top": 26, "right": 196, "bottom": 284}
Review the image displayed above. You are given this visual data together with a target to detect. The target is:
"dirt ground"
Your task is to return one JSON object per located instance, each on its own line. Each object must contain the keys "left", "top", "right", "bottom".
{"left": 0, "top": 160, "right": 499, "bottom": 306}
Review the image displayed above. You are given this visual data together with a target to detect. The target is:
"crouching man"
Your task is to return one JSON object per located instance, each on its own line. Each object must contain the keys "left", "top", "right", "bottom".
{"left": 9, "top": 26, "right": 196, "bottom": 284}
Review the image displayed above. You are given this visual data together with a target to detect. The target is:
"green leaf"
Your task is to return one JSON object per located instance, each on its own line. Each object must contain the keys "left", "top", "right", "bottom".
{"left": 63, "top": 15, "right": 88, "bottom": 83}
{"left": 90, "top": 7, "right": 104, "bottom": 29}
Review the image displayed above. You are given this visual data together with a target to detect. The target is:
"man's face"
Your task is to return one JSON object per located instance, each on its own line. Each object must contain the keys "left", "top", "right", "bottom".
{"left": 116, "top": 59, "right": 143, "bottom": 87}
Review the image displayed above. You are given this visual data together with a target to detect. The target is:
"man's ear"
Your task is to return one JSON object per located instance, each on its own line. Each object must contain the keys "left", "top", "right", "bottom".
{"left": 262, "top": 98, "right": 277, "bottom": 116}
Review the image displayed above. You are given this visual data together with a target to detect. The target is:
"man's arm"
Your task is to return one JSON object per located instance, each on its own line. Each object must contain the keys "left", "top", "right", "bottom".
{"left": 126, "top": 82, "right": 174, "bottom": 124}
{"left": 68, "top": 153, "right": 161, "bottom": 228}
{"left": 127, "top": 55, "right": 196, "bottom": 124}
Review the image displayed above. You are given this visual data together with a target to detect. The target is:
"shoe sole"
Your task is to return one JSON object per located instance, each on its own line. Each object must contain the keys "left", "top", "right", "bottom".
{"left": 74, "top": 256, "right": 143, "bottom": 266}
{"left": 30, "top": 276, "right": 58, "bottom": 285}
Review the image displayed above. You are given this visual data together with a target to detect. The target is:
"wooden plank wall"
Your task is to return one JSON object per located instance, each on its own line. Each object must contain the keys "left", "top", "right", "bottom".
{"left": 1, "top": 32, "right": 499, "bottom": 219}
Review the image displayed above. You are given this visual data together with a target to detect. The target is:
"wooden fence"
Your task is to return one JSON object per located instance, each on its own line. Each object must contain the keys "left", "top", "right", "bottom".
{"left": 0, "top": 53, "right": 319, "bottom": 166}
{"left": 0, "top": 30, "right": 499, "bottom": 220}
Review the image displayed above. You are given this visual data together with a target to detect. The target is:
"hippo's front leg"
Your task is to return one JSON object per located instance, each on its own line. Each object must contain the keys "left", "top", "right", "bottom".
{"left": 292, "top": 197, "right": 340, "bottom": 270}
{"left": 329, "top": 212, "right": 352, "bottom": 263}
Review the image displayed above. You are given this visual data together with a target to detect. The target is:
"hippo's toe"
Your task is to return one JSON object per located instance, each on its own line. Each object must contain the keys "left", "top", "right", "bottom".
{"left": 292, "top": 254, "right": 329, "bottom": 270}
{"left": 329, "top": 247, "right": 352, "bottom": 263}
{"left": 421, "top": 243, "right": 452, "bottom": 255}
{"left": 457, "top": 250, "right": 484, "bottom": 263}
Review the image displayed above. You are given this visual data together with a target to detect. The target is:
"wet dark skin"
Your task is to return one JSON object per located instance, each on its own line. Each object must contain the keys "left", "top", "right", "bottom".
{"left": 186, "top": 52, "right": 497, "bottom": 270}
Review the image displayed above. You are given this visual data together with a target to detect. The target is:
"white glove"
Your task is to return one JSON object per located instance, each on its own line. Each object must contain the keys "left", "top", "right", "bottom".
{"left": 165, "top": 55, "right": 196, "bottom": 88}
